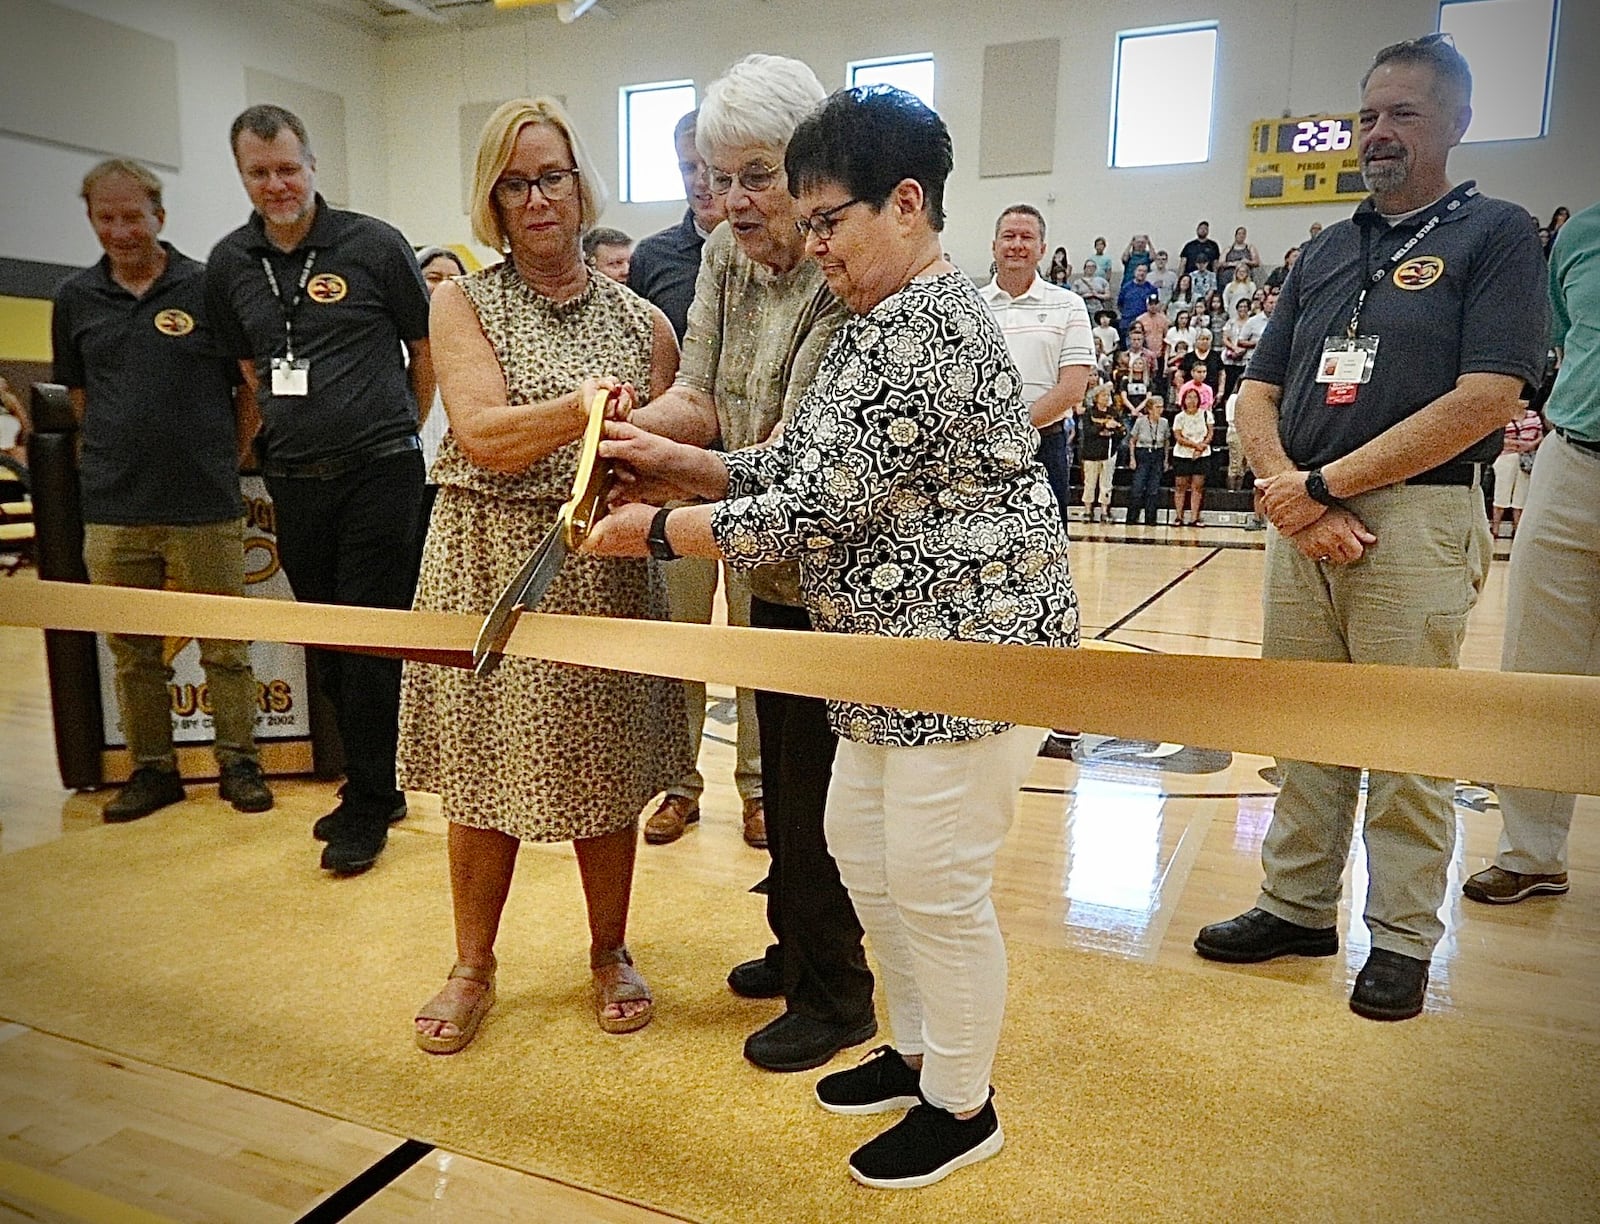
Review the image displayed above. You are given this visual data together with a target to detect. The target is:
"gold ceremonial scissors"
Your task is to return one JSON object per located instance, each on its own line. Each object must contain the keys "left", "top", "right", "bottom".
{"left": 471, "top": 387, "right": 617, "bottom": 677}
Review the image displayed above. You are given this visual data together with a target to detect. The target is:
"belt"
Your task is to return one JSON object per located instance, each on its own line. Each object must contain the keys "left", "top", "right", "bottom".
{"left": 1039, "top": 421, "right": 1066, "bottom": 437}
{"left": 262, "top": 435, "right": 421, "bottom": 480}
{"left": 1403, "top": 460, "right": 1481, "bottom": 488}
{"left": 1556, "top": 427, "right": 1600, "bottom": 454}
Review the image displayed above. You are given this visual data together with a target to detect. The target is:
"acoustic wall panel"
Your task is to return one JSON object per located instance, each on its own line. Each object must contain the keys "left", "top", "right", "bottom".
{"left": 0, "top": 0, "right": 180, "bottom": 168}
{"left": 978, "top": 39, "right": 1061, "bottom": 179}
{"left": 244, "top": 68, "right": 350, "bottom": 206}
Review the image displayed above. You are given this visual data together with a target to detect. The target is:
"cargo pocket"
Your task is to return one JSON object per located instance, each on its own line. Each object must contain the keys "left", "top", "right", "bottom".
{"left": 1422, "top": 609, "right": 1471, "bottom": 669}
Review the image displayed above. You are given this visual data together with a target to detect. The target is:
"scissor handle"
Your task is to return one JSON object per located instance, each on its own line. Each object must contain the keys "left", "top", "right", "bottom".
{"left": 563, "top": 387, "right": 618, "bottom": 547}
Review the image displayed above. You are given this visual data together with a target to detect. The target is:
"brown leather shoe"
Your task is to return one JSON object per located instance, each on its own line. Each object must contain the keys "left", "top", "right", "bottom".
{"left": 742, "top": 797, "right": 768, "bottom": 849}
{"left": 644, "top": 794, "right": 699, "bottom": 845}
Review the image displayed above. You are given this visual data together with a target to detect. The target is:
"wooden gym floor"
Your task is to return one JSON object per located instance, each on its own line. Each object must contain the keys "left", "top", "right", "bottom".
{"left": 1, "top": 524, "right": 1595, "bottom": 1222}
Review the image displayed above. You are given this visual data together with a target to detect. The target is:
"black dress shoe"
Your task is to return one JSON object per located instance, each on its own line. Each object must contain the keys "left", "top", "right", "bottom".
{"left": 1194, "top": 907, "right": 1339, "bottom": 963}
{"left": 320, "top": 819, "right": 388, "bottom": 877}
{"left": 313, "top": 791, "right": 407, "bottom": 841}
{"left": 744, "top": 1011, "right": 878, "bottom": 1073}
{"left": 727, "top": 956, "right": 783, "bottom": 999}
{"left": 103, "top": 767, "right": 185, "bottom": 823}
{"left": 1349, "top": 948, "right": 1429, "bottom": 1021}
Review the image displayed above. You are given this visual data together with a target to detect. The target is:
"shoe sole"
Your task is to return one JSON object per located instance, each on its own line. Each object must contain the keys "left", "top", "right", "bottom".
{"left": 1349, "top": 995, "right": 1425, "bottom": 1022}
{"left": 1193, "top": 935, "right": 1338, "bottom": 964}
{"left": 223, "top": 792, "right": 274, "bottom": 813}
{"left": 324, "top": 856, "right": 380, "bottom": 877}
{"left": 849, "top": 1124, "right": 1004, "bottom": 1189}
{"left": 745, "top": 1019, "right": 878, "bottom": 1073}
{"left": 817, "top": 1090, "right": 922, "bottom": 1116}
{"left": 1462, "top": 881, "right": 1568, "bottom": 905}
{"left": 727, "top": 979, "right": 784, "bottom": 1000}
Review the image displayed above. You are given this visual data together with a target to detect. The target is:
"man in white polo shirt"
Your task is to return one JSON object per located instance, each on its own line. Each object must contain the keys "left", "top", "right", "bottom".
{"left": 980, "top": 204, "right": 1096, "bottom": 533}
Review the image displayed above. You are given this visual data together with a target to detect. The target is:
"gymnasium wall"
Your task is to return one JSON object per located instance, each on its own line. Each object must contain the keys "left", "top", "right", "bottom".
{"left": 377, "top": 0, "right": 1600, "bottom": 277}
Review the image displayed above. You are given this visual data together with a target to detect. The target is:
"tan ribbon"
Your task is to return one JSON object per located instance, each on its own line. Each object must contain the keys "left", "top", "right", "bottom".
{"left": 2, "top": 579, "right": 1596, "bottom": 794}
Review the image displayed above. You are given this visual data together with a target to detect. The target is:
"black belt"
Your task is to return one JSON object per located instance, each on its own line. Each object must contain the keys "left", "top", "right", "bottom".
{"left": 1039, "top": 421, "right": 1066, "bottom": 437}
{"left": 262, "top": 435, "right": 421, "bottom": 480}
{"left": 1403, "top": 460, "right": 1481, "bottom": 488}
{"left": 1556, "top": 427, "right": 1600, "bottom": 454}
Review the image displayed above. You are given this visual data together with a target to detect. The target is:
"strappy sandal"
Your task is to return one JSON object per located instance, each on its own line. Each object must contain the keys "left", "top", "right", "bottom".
{"left": 591, "top": 946, "right": 653, "bottom": 1034}
{"left": 414, "top": 957, "right": 496, "bottom": 1055}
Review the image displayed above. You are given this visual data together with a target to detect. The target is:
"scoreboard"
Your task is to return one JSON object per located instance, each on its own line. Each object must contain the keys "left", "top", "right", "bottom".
{"left": 1244, "top": 115, "right": 1368, "bottom": 207}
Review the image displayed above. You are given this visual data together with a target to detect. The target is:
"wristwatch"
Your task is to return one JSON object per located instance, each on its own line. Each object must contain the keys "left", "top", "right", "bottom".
{"left": 647, "top": 506, "right": 678, "bottom": 561}
{"left": 1304, "top": 467, "right": 1341, "bottom": 507}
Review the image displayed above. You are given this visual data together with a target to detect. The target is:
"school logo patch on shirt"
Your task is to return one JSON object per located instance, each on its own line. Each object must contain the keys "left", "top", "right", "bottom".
{"left": 1393, "top": 256, "right": 1444, "bottom": 290}
{"left": 307, "top": 272, "right": 349, "bottom": 303}
{"left": 153, "top": 308, "right": 195, "bottom": 336}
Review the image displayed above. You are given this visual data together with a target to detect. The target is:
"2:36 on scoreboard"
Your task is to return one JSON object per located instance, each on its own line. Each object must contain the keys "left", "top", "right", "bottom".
{"left": 1245, "top": 114, "right": 1367, "bottom": 207}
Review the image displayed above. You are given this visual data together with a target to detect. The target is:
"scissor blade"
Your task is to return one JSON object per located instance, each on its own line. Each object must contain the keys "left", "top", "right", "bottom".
{"left": 472, "top": 524, "right": 565, "bottom": 677}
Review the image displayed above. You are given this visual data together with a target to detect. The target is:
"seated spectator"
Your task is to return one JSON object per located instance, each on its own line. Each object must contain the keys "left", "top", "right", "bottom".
{"left": 1117, "top": 263, "right": 1159, "bottom": 338}
{"left": 581, "top": 226, "right": 633, "bottom": 282}
{"left": 1134, "top": 296, "right": 1170, "bottom": 355}
{"left": 1222, "top": 261, "right": 1255, "bottom": 318}
{"left": 1126, "top": 394, "right": 1170, "bottom": 526}
{"left": 1217, "top": 225, "right": 1260, "bottom": 284}
{"left": 1077, "top": 383, "right": 1123, "bottom": 523}
{"left": 1168, "top": 272, "right": 1195, "bottom": 316}
{"left": 1148, "top": 249, "right": 1178, "bottom": 301}
{"left": 1074, "top": 261, "right": 1111, "bottom": 316}
{"left": 1265, "top": 246, "right": 1299, "bottom": 289}
{"left": 1190, "top": 253, "right": 1217, "bottom": 300}
{"left": 1088, "top": 235, "right": 1114, "bottom": 281}
{"left": 1491, "top": 404, "right": 1543, "bottom": 540}
{"left": 1165, "top": 308, "right": 1198, "bottom": 357}
{"left": 1170, "top": 386, "right": 1214, "bottom": 527}
{"left": 1091, "top": 309, "right": 1120, "bottom": 358}
{"left": 1047, "top": 246, "right": 1072, "bottom": 285}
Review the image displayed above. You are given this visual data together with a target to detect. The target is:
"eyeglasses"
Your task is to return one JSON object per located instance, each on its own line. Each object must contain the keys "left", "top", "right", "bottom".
{"left": 795, "top": 198, "right": 867, "bottom": 240}
{"left": 493, "top": 168, "right": 580, "bottom": 207}
{"left": 708, "top": 162, "right": 782, "bottom": 196}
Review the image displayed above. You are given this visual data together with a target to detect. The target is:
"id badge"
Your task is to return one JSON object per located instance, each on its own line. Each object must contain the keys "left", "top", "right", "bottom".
{"left": 270, "top": 357, "right": 310, "bottom": 397}
{"left": 1317, "top": 336, "right": 1377, "bottom": 406}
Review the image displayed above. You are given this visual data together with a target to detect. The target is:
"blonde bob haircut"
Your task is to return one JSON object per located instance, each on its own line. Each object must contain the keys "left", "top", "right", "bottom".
{"left": 469, "top": 97, "right": 608, "bottom": 251}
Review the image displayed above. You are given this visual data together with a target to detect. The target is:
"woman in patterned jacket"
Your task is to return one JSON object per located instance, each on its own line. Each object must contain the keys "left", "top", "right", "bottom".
{"left": 587, "top": 85, "right": 1078, "bottom": 1191}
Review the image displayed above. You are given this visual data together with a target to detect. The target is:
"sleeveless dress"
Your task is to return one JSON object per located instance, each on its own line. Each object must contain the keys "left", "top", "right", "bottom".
{"left": 397, "top": 264, "right": 691, "bottom": 840}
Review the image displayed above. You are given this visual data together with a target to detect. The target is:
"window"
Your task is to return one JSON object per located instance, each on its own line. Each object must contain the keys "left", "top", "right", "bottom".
{"left": 1109, "top": 24, "right": 1218, "bottom": 168}
{"left": 848, "top": 54, "right": 936, "bottom": 108}
{"left": 1438, "top": 0, "right": 1558, "bottom": 142}
{"left": 619, "top": 79, "right": 696, "bottom": 203}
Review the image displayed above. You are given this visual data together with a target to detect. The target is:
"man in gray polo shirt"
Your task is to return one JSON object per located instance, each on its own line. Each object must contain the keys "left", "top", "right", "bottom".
{"left": 1194, "top": 36, "right": 1548, "bottom": 1021}
{"left": 54, "top": 159, "right": 272, "bottom": 821}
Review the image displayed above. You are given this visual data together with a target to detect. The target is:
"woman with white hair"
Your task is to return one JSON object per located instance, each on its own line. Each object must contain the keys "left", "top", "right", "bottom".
{"left": 402, "top": 98, "right": 689, "bottom": 1053}
{"left": 614, "top": 53, "right": 878, "bottom": 1075}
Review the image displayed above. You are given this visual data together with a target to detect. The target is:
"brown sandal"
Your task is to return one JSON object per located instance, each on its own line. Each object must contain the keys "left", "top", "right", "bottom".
{"left": 414, "top": 958, "right": 496, "bottom": 1055}
{"left": 591, "top": 946, "right": 653, "bottom": 1034}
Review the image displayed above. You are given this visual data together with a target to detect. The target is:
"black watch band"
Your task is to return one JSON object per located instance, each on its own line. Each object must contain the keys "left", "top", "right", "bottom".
{"left": 647, "top": 506, "right": 678, "bottom": 561}
{"left": 1304, "top": 468, "right": 1341, "bottom": 507}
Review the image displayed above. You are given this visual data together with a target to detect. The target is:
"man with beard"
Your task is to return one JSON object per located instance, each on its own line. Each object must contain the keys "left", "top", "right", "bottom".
{"left": 1194, "top": 35, "right": 1548, "bottom": 1021}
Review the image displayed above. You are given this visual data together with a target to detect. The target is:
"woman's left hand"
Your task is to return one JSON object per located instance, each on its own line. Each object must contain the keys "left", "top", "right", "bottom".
{"left": 581, "top": 501, "right": 657, "bottom": 557}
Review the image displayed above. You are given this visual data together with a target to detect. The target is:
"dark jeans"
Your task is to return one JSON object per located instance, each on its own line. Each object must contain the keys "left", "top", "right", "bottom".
{"left": 266, "top": 449, "right": 424, "bottom": 815}
{"left": 1037, "top": 425, "right": 1073, "bottom": 534}
{"left": 750, "top": 596, "right": 875, "bottom": 1027}
{"left": 1129, "top": 448, "right": 1166, "bottom": 523}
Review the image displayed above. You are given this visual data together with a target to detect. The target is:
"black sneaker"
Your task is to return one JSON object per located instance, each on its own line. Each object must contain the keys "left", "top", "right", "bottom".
{"left": 219, "top": 760, "right": 274, "bottom": 813}
{"left": 743, "top": 1011, "right": 877, "bottom": 1073}
{"left": 320, "top": 819, "right": 388, "bottom": 877}
{"left": 726, "top": 956, "right": 783, "bottom": 999}
{"left": 103, "top": 767, "right": 185, "bottom": 823}
{"left": 816, "top": 1045, "right": 923, "bottom": 1115}
{"left": 1349, "top": 948, "right": 1429, "bottom": 1022}
{"left": 848, "top": 1092, "right": 1003, "bottom": 1189}
{"left": 313, "top": 791, "right": 407, "bottom": 841}
{"left": 1194, "top": 907, "right": 1338, "bottom": 963}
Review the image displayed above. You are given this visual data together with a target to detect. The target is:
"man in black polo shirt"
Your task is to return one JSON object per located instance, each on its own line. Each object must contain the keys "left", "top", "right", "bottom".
{"left": 206, "top": 104, "right": 433, "bottom": 877}
{"left": 54, "top": 159, "right": 273, "bottom": 821}
{"left": 1194, "top": 36, "right": 1548, "bottom": 1020}
{"left": 628, "top": 108, "right": 726, "bottom": 341}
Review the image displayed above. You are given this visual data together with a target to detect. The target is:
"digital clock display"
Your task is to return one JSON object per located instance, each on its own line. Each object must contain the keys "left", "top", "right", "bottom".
{"left": 1276, "top": 117, "right": 1355, "bottom": 154}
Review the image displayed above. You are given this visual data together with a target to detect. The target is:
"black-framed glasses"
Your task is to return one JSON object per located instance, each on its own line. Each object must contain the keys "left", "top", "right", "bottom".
{"left": 493, "top": 168, "right": 580, "bottom": 207}
{"left": 708, "top": 162, "right": 782, "bottom": 196}
{"left": 795, "top": 198, "right": 867, "bottom": 240}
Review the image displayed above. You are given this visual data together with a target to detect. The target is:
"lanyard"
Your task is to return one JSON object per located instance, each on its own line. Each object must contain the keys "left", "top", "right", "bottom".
{"left": 260, "top": 249, "right": 317, "bottom": 360}
{"left": 1348, "top": 183, "right": 1477, "bottom": 338}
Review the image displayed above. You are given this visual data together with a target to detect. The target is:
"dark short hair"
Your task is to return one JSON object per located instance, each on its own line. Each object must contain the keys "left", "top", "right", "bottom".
{"left": 582, "top": 226, "right": 632, "bottom": 259}
{"left": 230, "top": 104, "right": 313, "bottom": 159}
{"left": 786, "top": 85, "right": 953, "bottom": 231}
{"left": 995, "top": 203, "right": 1045, "bottom": 240}
{"left": 1095, "top": 309, "right": 1115, "bottom": 325}
{"left": 673, "top": 108, "right": 698, "bottom": 143}
{"left": 1362, "top": 33, "right": 1472, "bottom": 107}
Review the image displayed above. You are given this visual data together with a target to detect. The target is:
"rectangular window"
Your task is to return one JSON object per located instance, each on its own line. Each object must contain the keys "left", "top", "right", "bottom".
{"left": 1109, "top": 24, "right": 1218, "bottom": 168}
{"left": 1438, "top": 0, "right": 1558, "bottom": 142}
{"left": 848, "top": 54, "right": 936, "bottom": 109}
{"left": 619, "top": 79, "right": 696, "bottom": 203}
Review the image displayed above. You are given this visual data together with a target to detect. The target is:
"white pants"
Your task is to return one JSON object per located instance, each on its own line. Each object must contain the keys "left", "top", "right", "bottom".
{"left": 824, "top": 725, "right": 1042, "bottom": 1114}
{"left": 1491, "top": 450, "right": 1532, "bottom": 510}
{"left": 1495, "top": 433, "right": 1600, "bottom": 873}
{"left": 1082, "top": 458, "right": 1115, "bottom": 509}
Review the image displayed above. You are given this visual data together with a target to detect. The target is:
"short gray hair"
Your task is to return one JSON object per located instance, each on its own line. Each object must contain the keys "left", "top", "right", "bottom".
{"left": 696, "top": 54, "right": 825, "bottom": 160}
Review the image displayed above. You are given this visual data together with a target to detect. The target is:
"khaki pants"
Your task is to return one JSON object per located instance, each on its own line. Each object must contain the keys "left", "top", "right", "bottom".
{"left": 1256, "top": 483, "right": 1489, "bottom": 958}
{"left": 83, "top": 519, "right": 259, "bottom": 772}
{"left": 661, "top": 556, "right": 761, "bottom": 802}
